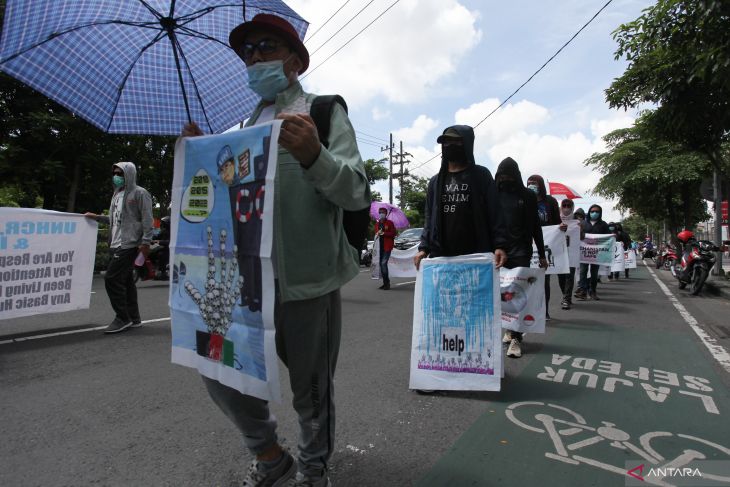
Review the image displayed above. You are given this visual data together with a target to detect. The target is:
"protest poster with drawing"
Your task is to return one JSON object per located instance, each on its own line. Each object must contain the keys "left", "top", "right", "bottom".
{"left": 579, "top": 233, "right": 616, "bottom": 266}
{"left": 0, "top": 208, "right": 97, "bottom": 320}
{"left": 625, "top": 248, "right": 637, "bottom": 269}
{"left": 611, "top": 241, "right": 626, "bottom": 273}
{"left": 170, "top": 121, "right": 281, "bottom": 402}
{"left": 563, "top": 219, "right": 581, "bottom": 268}
{"left": 500, "top": 266, "right": 546, "bottom": 334}
{"left": 531, "top": 224, "right": 569, "bottom": 275}
{"left": 409, "top": 253, "right": 501, "bottom": 391}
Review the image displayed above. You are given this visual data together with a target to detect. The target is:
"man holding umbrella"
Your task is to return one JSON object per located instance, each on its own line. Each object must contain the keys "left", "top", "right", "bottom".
{"left": 183, "top": 13, "right": 369, "bottom": 487}
{"left": 374, "top": 206, "right": 397, "bottom": 290}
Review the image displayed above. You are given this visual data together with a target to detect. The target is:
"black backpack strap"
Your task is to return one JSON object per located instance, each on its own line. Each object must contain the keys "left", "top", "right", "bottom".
{"left": 310, "top": 95, "right": 348, "bottom": 149}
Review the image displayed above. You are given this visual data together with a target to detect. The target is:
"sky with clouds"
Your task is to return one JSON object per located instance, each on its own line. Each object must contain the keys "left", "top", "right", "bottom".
{"left": 286, "top": 0, "right": 655, "bottom": 222}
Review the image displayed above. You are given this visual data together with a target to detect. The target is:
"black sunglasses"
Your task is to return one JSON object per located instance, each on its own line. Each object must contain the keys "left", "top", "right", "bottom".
{"left": 237, "top": 38, "right": 283, "bottom": 62}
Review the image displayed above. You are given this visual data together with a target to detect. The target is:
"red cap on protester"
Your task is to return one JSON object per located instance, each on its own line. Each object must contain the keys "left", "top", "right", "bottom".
{"left": 229, "top": 14, "right": 309, "bottom": 74}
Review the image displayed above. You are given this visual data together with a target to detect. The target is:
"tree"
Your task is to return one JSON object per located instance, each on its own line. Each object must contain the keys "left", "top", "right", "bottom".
{"left": 0, "top": 73, "right": 176, "bottom": 213}
{"left": 585, "top": 115, "right": 709, "bottom": 232}
{"left": 398, "top": 173, "right": 429, "bottom": 228}
{"left": 607, "top": 0, "right": 730, "bottom": 171}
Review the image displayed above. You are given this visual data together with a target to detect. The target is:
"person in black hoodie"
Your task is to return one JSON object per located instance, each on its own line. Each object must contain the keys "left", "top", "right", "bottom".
{"left": 415, "top": 125, "right": 506, "bottom": 268}
{"left": 526, "top": 174, "right": 562, "bottom": 320}
{"left": 494, "top": 158, "right": 547, "bottom": 358}
{"left": 576, "top": 204, "right": 611, "bottom": 300}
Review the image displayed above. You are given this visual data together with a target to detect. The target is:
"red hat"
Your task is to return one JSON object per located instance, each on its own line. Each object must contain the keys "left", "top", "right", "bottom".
{"left": 229, "top": 14, "right": 309, "bottom": 74}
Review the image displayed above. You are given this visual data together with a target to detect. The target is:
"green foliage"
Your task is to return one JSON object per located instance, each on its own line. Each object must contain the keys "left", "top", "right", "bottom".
{"left": 585, "top": 115, "right": 709, "bottom": 230}
{"left": 0, "top": 73, "right": 176, "bottom": 213}
{"left": 399, "top": 173, "right": 429, "bottom": 228}
{"left": 607, "top": 0, "right": 730, "bottom": 165}
{"left": 364, "top": 158, "right": 389, "bottom": 185}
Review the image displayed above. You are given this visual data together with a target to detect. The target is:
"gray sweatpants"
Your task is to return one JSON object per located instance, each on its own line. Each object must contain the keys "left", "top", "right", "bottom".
{"left": 202, "top": 288, "right": 342, "bottom": 478}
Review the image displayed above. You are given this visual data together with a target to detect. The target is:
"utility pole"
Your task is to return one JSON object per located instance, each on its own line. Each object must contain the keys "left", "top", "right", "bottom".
{"left": 393, "top": 141, "right": 412, "bottom": 207}
{"left": 380, "top": 134, "right": 394, "bottom": 204}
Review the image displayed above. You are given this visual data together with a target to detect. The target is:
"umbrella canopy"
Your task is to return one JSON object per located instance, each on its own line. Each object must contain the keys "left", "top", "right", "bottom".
{"left": 0, "top": 1, "right": 307, "bottom": 135}
{"left": 370, "top": 201, "right": 409, "bottom": 229}
{"left": 548, "top": 181, "right": 582, "bottom": 199}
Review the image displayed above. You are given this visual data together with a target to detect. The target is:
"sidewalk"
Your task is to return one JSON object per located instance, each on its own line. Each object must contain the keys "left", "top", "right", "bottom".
{"left": 706, "top": 261, "right": 730, "bottom": 297}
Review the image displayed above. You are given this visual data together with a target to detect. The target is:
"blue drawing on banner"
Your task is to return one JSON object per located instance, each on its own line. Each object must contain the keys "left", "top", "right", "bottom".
{"left": 170, "top": 124, "right": 273, "bottom": 382}
{"left": 419, "top": 262, "right": 494, "bottom": 375}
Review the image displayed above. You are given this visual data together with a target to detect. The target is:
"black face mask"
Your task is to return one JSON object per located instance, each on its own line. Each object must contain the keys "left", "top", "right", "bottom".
{"left": 498, "top": 180, "right": 518, "bottom": 192}
{"left": 442, "top": 144, "right": 467, "bottom": 164}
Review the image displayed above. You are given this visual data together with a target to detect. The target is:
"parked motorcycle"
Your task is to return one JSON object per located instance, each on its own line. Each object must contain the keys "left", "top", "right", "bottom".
{"left": 657, "top": 244, "right": 679, "bottom": 270}
{"left": 671, "top": 230, "right": 719, "bottom": 295}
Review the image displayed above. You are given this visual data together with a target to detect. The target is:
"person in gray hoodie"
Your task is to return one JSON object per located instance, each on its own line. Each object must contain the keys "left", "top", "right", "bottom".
{"left": 85, "top": 162, "right": 154, "bottom": 334}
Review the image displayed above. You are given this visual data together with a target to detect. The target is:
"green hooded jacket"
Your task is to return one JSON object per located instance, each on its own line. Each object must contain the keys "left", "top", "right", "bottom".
{"left": 245, "top": 82, "right": 371, "bottom": 303}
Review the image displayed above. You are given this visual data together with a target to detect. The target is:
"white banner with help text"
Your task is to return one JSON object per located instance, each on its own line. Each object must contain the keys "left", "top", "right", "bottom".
{"left": 0, "top": 207, "right": 97, "bottom": 320}
{"left": 531, "top": 224, "right": 569, "bottom": 275}
{"left": 409, "top": 253, "right": 501, "bottom": 391}
{"left": 500, "top": 266, "right": 546, "bottom": 334}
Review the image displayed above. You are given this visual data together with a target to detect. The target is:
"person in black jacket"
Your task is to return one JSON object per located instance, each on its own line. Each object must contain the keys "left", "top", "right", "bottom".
{"left": 616, "top": 222, "right": 632, "bottom": 278}
{"left": 526, "top": 174, "right": 562, "bottom": 320}
{"left": 494, "top": 158, "right": 547, "bottom": 358}
{"left": 576, "top": 204, "right": 611, "bottom": 300}
{"left": 414, "top": 125, "right": 506, "bottom": 269}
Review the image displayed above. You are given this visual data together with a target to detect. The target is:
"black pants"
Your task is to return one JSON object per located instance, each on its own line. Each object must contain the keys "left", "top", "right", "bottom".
{"left": 558, "top": 267, "right": 575, "bottom": 300}
{"left": 579, "top": 263, "right": 600, "bottom": 294}
{"left": 105, "top": 247, "right": 140, "bottom": 323}
{"left": 504, "top": 256, "right": 531, "bottom": 342}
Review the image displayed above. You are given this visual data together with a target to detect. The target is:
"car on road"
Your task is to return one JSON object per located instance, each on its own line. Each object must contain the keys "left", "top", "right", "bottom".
{"left": 394, "top": 227, "right": 423, "bottom": 250}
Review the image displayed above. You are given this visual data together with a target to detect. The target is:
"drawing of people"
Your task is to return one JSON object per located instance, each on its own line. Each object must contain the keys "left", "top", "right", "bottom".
{"left": 217, "top": 145, "right": 236, "bottom": 186}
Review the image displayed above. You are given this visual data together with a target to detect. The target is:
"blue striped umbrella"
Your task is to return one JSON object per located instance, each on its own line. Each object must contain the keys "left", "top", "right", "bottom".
{"left": 0, "top": 1, "right": 307, "bottom": 135}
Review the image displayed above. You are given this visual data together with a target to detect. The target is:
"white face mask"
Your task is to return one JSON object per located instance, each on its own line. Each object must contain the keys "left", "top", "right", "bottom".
{"left": 379, "top": 214, "right": 386, "bottom": 220}
{"left": 561, "top": 207, "right": 573, "bottom": 217}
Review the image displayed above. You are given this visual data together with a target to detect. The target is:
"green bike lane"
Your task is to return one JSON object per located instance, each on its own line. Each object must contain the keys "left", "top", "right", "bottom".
{"left": 418, "top": 265, "right": 730, "bottom": 487}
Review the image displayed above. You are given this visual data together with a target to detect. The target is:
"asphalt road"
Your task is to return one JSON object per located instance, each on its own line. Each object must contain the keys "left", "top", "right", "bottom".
{"left": 1, "top": 262, "right": 729, "bottom": 487}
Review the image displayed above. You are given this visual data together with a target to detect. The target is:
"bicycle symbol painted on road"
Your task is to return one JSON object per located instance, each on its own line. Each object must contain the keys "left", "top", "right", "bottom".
{"left": 505, "top": 401, "right": 730, "bottom": 486}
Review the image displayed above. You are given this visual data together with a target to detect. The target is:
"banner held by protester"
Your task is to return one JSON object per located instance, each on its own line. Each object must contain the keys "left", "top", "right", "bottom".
{"left": 0, "top": 208, "right": 97, "bottom": 320}
{"left": 409, "top": 253, "right": 501, "bottom": 391}
{"left": 611, "top": 241, "right": 626, "bottom": 273}
{"left": 170, "top": 121, "right": 282, "bottom": 402}
{"left": 580, "top": 233, "right": 616, "bottom": 265}
{"left": 531, "top": 224, "right": 569, "bottom": 274}
{"left": 500, "top": 266, "right": 546, "bottom": 334}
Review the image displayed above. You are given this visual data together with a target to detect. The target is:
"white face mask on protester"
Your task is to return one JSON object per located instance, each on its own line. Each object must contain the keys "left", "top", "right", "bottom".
{"left": 561, "top": 207, "right": 573, "bottom": 217}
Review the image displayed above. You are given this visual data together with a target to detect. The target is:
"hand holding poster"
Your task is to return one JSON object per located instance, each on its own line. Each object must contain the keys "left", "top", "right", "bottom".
{"left": 170, "top": 122, "right": 281, "bottom": 402}
{"left": 500, "top": 267, "right": 546, "bottom": 334}
{"left": 611, "top": 241, "right": 626, "bottom": 272}
{"left": 409, "top": 253, "right": 501, "bottom": 391}
{"left": 531, "top": 224, "right": 569, "bottom": 274}
{"left": 0, "top": 208, "right": 97, "bottom": 320}
{"left": 579, "top": 233, "right": 616, "bottom": 265}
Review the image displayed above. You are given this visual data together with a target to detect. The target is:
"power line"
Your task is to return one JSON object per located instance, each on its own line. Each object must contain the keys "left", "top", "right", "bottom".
{"left": 355, "top": 129, "right": 389, "bottom": 143}
{"left": 308, "top": 0, "right": 377, "bottom": 56}
{"left": 304, "top": 0, "right": 353, "bottom": 45}
{"left": 301, "top": 0, "right": 401, "bottom": 79}
{"left": 407, "top": 0, "right": 615, "bottom": 175}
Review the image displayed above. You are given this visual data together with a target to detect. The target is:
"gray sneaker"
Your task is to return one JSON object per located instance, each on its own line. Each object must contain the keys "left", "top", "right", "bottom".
{"left": 242, "top": 452, "right": 296, "bottom": 487}
{"left": 104, "top": 318, "right": 132, "bottom": 334}
{"left": 285, "top": 472, "right": 331, "bottom": 487}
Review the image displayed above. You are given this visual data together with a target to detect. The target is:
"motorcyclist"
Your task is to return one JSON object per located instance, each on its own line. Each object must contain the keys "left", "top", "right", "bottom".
{"left": 150, "top": 216, "right": 170, "bottom": 279}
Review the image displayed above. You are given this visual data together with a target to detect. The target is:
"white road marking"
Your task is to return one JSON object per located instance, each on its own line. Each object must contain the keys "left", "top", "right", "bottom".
{"left": 645, "top": 264, "right": 730, "bottom": 374}
{"left": 396, "top": 280, "right": 416, "bottom": 286}
{"left": 0, "top": 317, "right": 171, "bottom": 345}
